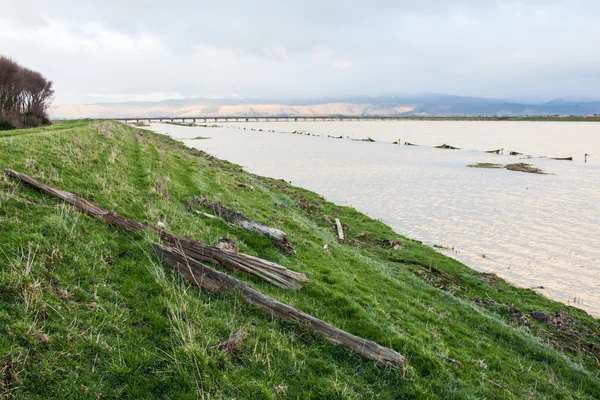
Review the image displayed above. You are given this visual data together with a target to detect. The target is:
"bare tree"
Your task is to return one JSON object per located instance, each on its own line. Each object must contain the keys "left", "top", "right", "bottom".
{"left": 0, "top": 56, "right": 54, "bottom": 129}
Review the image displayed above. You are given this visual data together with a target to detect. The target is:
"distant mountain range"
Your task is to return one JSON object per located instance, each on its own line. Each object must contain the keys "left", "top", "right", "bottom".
{"left": 50, "top": 94, "right": 600, "bottom": 119}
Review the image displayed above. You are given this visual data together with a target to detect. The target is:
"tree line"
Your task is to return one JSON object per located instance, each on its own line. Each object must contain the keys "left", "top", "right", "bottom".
{"left": 0, "top": 56, "right": 54, "bottom": 130}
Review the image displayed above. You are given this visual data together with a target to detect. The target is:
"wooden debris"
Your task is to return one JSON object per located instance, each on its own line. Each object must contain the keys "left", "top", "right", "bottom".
{"left": 154, "top": 243, "right": 407, "bottom": 367}
{"left": 485, "top": 148, "right": 503, "bottom": 154}
{"left": 5, "top": 169, "right": 306, "bottom": 290}
{"left": 192, "top": 197, "right": 296, "bottom": 255}
{"left": 235, "top": 182, "right": 255, "bottom": 191}
{"left": 551, "top": 157, "right": 573, "bottom": 161}
{"left": 160, "top": 232, "right": 306, "bottom": 290}
{"left": 216, "top": 236, "right": 238, "bottom": 252}
{"left": 335, "top": 218, "right": 344, "bottom": 241}
{"left": 435, "top": 144, "right": 460, "bottom": 150}
{"left": 385, "top": 240, "right": 404, "bottom": 250}
{"left": 199, "top": 211, "right": 217, "bottom": 219}
{"left": 214, "top": 331, "right": 248, "bottom": 352}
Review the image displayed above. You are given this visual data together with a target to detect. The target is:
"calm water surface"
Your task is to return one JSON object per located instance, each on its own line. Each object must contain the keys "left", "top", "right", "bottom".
{"left": 149, "top": 121, "right": 600, "bottom": 316}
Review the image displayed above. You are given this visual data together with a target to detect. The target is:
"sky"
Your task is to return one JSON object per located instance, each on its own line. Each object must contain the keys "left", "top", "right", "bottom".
{"left": 1, "top": 0, "right": 600, "bottom": 104}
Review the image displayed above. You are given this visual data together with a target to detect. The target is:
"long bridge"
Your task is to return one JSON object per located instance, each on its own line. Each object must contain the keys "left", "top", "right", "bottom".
{"left": 113, "top": 115, "right": 411, "bottom": 123}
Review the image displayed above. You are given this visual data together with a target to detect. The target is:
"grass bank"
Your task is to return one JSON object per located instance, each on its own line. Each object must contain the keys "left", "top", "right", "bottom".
{"left": 0, "top": 120, "right": 598, "bottom": 399}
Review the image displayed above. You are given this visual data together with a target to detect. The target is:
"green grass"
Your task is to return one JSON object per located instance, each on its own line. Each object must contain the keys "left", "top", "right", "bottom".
{"left": 467, "top": 163, "right": 504, "bottom": 169}
{"left": 0, "top": 120, "right": 598, "bottom": 399}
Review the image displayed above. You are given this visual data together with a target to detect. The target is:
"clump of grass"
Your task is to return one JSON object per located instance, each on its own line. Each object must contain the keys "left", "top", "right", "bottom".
{"left": 505, "top": 163, "right": 546, "bottom": 174}
{"left": 467, "top": 163, "right": 503, "bottom": 169}
{"left": 468, "top": 162, "right": 546, "bottom": 174}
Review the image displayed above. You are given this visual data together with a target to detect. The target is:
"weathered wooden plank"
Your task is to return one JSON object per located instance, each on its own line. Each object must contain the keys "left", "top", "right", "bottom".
{"left": 160, "top": 232, "right": 305, "bottom": 290}
{"left": 153, "top": 243, "right": 407, "bottom": 367}
{"left": 5, "top": 169, "right": 306, "bottom": 289}
{"left": 190, "top": 196, "right": 296, "bottom": 255}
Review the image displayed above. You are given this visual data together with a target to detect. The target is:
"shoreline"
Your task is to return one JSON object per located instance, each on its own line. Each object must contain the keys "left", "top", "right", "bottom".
{"left": 161, "top": 122, "right": 598, "bottom": 317}
{"left": 152, "top": 122, "right": 598, "bottom": 316}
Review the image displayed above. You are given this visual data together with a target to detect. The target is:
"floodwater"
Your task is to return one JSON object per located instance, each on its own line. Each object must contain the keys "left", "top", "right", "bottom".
{"left": 149, "top": 121, "right": 600, "bottom": 317}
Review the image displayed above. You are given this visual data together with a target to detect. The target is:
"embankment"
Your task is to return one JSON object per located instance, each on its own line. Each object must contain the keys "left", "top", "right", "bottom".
{"left": 1, "top": 120, "right": 598, "bottom": 398}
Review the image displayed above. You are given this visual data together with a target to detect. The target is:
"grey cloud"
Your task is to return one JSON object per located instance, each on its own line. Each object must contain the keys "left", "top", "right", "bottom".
{"left": 2, "top": 1, "right": 600, "bottom": 103}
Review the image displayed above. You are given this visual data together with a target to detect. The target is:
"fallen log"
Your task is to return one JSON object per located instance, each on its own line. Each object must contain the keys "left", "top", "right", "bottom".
{"left": 5, "top": 169, "right": 306, "bottom": 290}
{"left": 153, "top": 243, "right": 407, "bottom": 367}
{"left": 160, "top": 232, "right": 306, "bottom": 290}
{"left": 335, "top": 218, "right": 344, "bottom": 241}
{"left": 191, "top": 197, "right": 295, "bottom": 255}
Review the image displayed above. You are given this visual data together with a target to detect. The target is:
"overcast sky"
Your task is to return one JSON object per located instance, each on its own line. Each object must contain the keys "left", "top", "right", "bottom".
{"left": 2, "top": 0, "right": 600, "bottom": 104}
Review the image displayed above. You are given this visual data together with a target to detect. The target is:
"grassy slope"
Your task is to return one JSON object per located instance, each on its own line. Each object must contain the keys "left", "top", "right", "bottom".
{"left": 0, "top": 121, "right": 598, "bottom": 399}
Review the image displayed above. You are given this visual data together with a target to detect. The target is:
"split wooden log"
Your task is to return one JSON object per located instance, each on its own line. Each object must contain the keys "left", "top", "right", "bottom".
{"left": 5, "top": 169, "right": 306, "bottom": 289}
{"left": 153, "top": 243, "right": 407, "bottom": 367}
{"left": 335, "top": 218, "right": 344, "bottom": 241}
{"left": 160, "top": 232, "right": 306, "bottom": 290}
{"left": 192, "top": 196, "right": 296, "bottom": 255}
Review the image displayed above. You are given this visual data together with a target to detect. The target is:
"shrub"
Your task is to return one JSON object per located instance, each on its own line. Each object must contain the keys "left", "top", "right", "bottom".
{"left": 0, "top": 120, "right": 16, "bottom": 131}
